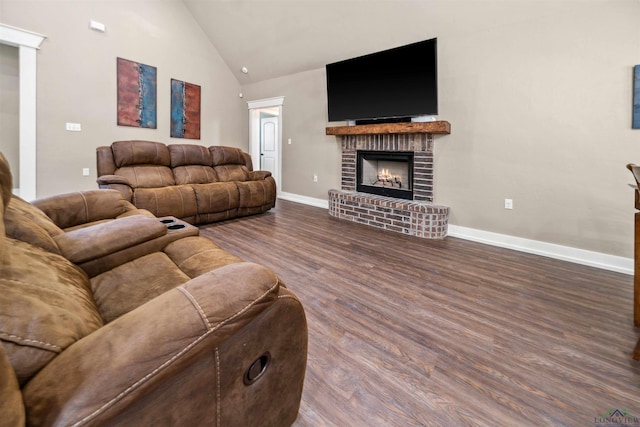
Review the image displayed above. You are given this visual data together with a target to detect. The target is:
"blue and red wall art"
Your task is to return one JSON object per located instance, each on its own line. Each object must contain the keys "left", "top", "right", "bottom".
{"left": 117, "top": 57, "right": 157, "bottom": 129}
{"left": 170, "top": 78, "right": 201, "bottom": 139}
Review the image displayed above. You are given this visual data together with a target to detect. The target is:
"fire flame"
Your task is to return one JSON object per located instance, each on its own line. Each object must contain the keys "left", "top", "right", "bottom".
{"left": 378, "top": 168, "right": 399, "bottom": 180}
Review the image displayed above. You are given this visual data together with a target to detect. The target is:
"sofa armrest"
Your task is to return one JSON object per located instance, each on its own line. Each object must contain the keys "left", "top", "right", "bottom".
{"left": 54, "top": 215, "right": 167, "bottom": 264}
{"left": 33, "top": 189, "right": 138, "bottom": 229}
{"left": 97, "top": 174, "right": 132, "bottom": 187}
{"left": 96, "top": 175, "right": 135, "bottom": 201}
{"left": 22, "top": 262, "right": 281, "bottom": 426}
{"left": 249, "top": 170, "right": 272, "bottom": 180}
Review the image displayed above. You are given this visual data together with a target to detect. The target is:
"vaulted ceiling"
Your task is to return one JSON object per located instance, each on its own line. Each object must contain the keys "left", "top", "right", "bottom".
{"left": 182, "top": 0, "right": 571, "bottom": 85}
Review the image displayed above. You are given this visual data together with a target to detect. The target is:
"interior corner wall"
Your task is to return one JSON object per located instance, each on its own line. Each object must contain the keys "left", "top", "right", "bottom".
{"left": 242, "top": 68, "right": 342, "bottom": 200}
{"left": 242, "top": 1, "right": 640, "bottom": 259}
{"left": 0, "top": 0, "right": 245, "bottom": 198}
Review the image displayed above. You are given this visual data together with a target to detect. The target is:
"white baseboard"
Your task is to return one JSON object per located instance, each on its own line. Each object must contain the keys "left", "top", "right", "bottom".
{"left": 447, "top": 224, "right": 633, "bottom": 275}
{"left": 277, "top": 192, "right": 329, "bottom": 209}
{"left": 275, "top": 193, "right": 633, "bottom": 275}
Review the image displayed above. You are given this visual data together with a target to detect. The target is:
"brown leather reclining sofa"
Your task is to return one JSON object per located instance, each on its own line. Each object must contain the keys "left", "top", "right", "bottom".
{"left": 96, "top": 141, "right": 276, "bottom": 224}
{"left": 0, "top": 152, "right": 307, "bottom": 426}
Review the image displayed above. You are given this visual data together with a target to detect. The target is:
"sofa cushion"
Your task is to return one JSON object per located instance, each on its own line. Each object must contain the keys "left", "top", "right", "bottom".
{"left": 169, "top": 144, "right": 212, "bottom": 167}
{"left": 192, "top": 182, "right": 240, "bottom": 214}
{"left": 210, "top": 146, "right": 246, "bottom": 167}
{"left": 163, "top": 236, "right": 242, "bottom": 278}
{"left": 90, "top": 252, "right": 191, "bottom": 323}
{"left": 210, "top": 146, "right": 251, "bottom": 182}
{"left": 173, "top": 166, "right": 217, "bottom": 185}
{"left": 0, "top": 238, "right": 103, "bottom": 385}
{"left": 114, "top": 165, "right": 175, "bottom": 188}
{"left": 214, "top": 165, "right": 250, "bottom": 182}
{"left": 112, "top": 140, "right": 170, "bottom": 168}
{"left": 133, "top": 185, "right": 198, "bottom": 219}
{"left": 4, "top": 196, "right": 63, "bottom": 255}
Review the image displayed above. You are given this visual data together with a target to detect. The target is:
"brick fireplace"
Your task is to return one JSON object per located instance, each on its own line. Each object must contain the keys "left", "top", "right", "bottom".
{"left": 326, "top": 122, "right": 450, "bottom": 239}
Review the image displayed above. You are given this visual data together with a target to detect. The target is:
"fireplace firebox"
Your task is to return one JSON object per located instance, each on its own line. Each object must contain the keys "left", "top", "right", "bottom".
{"left": 357, "top": 151, "right": 413, "bottom": 200}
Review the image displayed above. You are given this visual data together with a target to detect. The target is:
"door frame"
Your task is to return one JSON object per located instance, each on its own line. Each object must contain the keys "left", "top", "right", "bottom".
{"left": 248, "top": 96, "right": 284, "bottom": 194}
{"left": 0, "top": 23, "right": 46, "bottom": 200}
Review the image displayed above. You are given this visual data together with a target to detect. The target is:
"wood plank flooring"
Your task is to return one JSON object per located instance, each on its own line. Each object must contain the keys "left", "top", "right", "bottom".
{"left": 199, "top": 200, "right": 640, "bottom": 427}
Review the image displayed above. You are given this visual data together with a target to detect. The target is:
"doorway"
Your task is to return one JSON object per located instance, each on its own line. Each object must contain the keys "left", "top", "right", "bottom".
{"left": 260, "top": 112, "right": 278, "bottom": 173}
{"left": 248, "top": 97, "right": 284, "bottom": 194}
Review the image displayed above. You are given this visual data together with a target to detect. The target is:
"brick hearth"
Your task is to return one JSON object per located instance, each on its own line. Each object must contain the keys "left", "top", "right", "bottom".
{"left": 329, "top": 190, "right": 449, "bottom": 238}
{"left": 326, "top": 124, "right": 450, "bottom": 239}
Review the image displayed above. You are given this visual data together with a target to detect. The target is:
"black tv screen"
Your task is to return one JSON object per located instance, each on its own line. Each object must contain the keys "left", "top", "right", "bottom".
{"left": 326, "top": 38, "right": 438, "bottom": 123}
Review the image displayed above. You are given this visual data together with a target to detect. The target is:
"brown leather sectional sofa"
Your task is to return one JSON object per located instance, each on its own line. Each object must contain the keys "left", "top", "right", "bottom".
{"left": 97, "top": 141, "right": 276, "bottom": 224}
{"left": 0, "top": 152, "right": 307, "bottom": 426}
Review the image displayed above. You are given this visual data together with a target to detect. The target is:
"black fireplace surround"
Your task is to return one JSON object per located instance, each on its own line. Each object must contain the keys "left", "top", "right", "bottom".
{"left": 356, "top": 151, "right": 414, "bottom": 200}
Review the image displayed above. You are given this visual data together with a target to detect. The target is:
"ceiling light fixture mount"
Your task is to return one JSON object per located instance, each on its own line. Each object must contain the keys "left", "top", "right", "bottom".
{"left": 241, "top": 67, "right": 249, "bottom": 74}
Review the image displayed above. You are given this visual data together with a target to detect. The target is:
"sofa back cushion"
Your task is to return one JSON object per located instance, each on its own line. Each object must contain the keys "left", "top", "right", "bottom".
{"left": 116, "top": 166, "right": 175, "bottom": 188}
{"left": 111, "top": 141, "right": 175, "bottom": 188}
{"left": 169, "top": 144, "right": 218, "bottom": 185}
{"left": 210, "top": 146, "right": 246, "bottom": 167}
{"left": 0, "top": 152, "right": 102, "bottom": 386}
{"left": 210, "top": 146, "right": 250, "bottom": 182}
{"left": 169, "top": 144, "right": 212, "bottom": 167}
{"left": 33, "top": 190, "right": 137, "bottom": 230}
{"left": 112, "top": 140, "right": 171, "bottom": 168}
{"left": 0, "top": 238, "right": 103, "bottom": 386}
{"left": 4, "top": 196, "right": 63, "bottom": 255}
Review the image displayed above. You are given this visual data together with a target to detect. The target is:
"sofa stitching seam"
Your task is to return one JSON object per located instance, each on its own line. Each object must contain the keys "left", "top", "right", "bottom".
{"left": 79, "top": 192, "right": 89, "bottom": 223}
{"left": 0, "top": 332, "right": 62, "bottom": 351}
{"left": 177, "top": 287, "right": 212, "bottom": 330}
{"left": 215, "top": 347, "right": 221, "bottom": 427}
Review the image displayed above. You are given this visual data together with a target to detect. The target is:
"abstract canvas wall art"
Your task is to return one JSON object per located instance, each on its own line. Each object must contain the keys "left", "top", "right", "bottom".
{"left": 634, "top": 65, "right": 640, "bottom": 129}
{"left": 117, "top": 57, "right": 157, "bottom": 128}
{"left": 170, "top": 78, "right": 201, "bottom": 139}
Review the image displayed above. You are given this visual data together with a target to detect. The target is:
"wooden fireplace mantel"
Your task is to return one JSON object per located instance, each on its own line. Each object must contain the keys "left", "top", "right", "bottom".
{"left": 326, "top": 121, "right": 451, "bottom": 136}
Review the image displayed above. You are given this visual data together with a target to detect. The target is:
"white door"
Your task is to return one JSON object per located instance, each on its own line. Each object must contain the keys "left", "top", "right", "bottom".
{"left": 260, "top": 116, "right": 278, "bottom": 178}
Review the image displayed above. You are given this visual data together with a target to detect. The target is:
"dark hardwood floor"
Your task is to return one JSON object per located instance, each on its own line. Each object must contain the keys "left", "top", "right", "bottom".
{"left": 199, "top": 200, "right": 640, "bottom": 427}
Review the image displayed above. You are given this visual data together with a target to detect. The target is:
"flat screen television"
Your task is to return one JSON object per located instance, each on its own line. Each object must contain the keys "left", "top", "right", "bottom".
{"left": 326, "top": 38, "right": 438, "bottom": 124}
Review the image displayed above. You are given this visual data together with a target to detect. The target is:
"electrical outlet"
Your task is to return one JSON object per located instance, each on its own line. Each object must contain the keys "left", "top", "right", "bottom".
{"left": 82, "top": 168, "right": 90, "bottom": 176}
{"left": 313, "top": 174, "right": 318, "bottom": 183}
{"left": 504, "top": 198, "right": 513, "bottom": 209}
{"left": 65, "top": 122, "right": 81, "bottom": 132}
